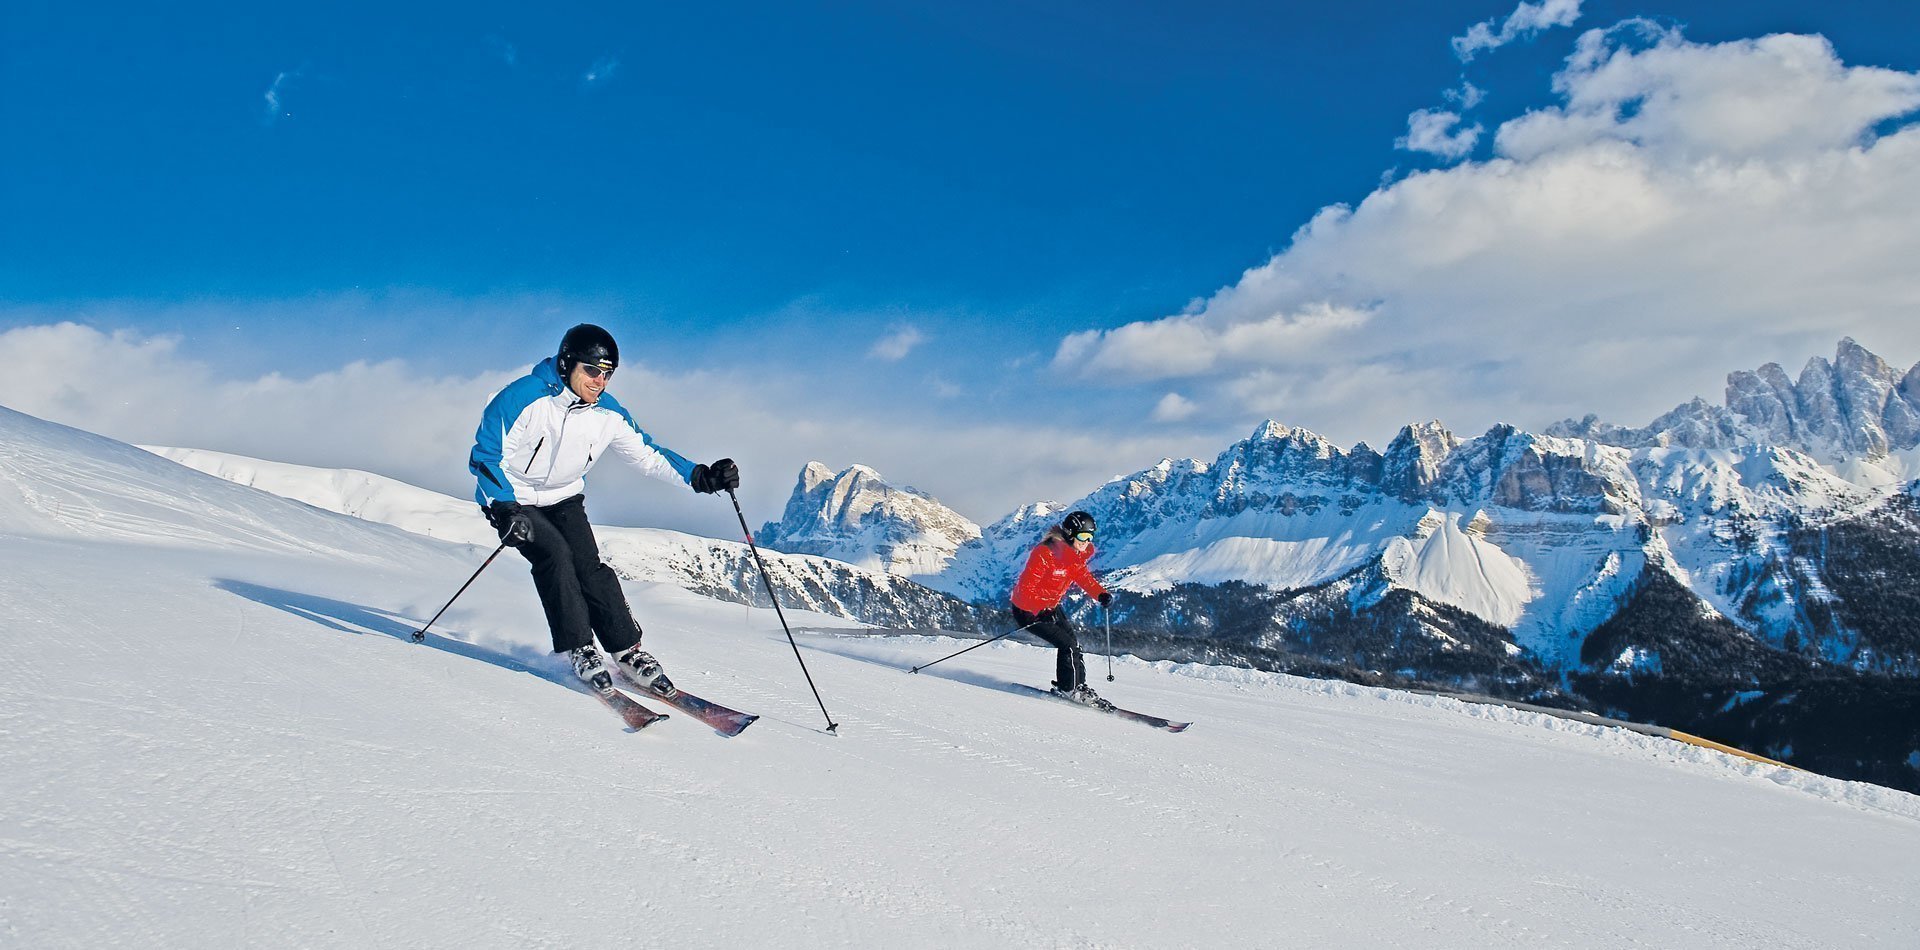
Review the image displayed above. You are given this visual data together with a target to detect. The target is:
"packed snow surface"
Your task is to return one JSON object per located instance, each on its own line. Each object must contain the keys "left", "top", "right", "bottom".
{"left": 5, "top": 405, "right": 1920, "bottom": 948}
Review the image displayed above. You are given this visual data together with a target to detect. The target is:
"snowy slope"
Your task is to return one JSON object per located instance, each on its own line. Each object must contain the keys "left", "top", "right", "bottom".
{"left": 144, "top": 445, "right": 497, "bottom": 545}
{"left": 146, "top": 445, "right": 988, "bottom": 631}
{"left": 5, "top": 404, "right": 1920, "bottom": 948}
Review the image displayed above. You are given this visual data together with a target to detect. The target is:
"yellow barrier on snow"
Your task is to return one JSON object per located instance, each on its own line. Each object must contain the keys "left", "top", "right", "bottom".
{"left": 1665, "top": 730, "right": 1799, "bottom": 770}
{"left": 1411, "top": 689, "right": 1806, "bottom": 773}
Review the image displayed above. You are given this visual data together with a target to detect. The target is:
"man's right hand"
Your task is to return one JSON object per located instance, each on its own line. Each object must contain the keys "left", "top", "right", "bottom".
{"left": 690, "top": 457, "right": 740, "bottom": 494}
{"left": 486, "top": 501, "right": 534, "bottom": 547}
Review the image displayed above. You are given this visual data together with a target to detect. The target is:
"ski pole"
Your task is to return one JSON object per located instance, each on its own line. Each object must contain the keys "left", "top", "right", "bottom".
{"left": 909, "top": 618, "right": 1039, "bottom": 674}
{"left": 727, "top": 489, "right": 840, "bottom": 734}
{"left": 1105, "top": 605, "right": 1115, "bottom": 682}
{"left": 412, "top": 542, "right": 509, "bottom": 643}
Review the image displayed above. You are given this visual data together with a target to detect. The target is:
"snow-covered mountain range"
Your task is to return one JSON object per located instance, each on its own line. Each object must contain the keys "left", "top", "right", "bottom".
{"left": 767, "top": 339, "right": 1918, "bottom": 660}
{"left": 752, "top": 339, "right": 1920, "bottom": 790}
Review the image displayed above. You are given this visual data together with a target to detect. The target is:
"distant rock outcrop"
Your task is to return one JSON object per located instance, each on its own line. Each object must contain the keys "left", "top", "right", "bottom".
{"left": 755, "top": 462, "right": 980, "bottom": 578}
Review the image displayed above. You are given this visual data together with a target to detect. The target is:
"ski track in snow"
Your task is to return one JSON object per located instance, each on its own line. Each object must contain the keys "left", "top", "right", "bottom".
{"left": 3, "top": 408, "right": 1919, "bottom": 948}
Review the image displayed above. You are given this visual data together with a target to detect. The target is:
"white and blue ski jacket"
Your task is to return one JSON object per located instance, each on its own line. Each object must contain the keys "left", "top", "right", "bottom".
{"left": 470, "top": 357, "right": 696, "bottom": 508}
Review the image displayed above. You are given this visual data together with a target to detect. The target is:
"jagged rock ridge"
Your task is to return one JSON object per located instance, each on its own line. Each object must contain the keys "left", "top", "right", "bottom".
{"left": 756, "top": 462, "right": 980, "bottom": 578}
{"left": 1550, "top": 337, "right": 1920, "bottom": 462}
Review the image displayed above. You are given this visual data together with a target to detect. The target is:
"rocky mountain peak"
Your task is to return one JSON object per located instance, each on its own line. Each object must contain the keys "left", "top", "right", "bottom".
{"left": 796, "top": 460, "right": 838, "bottom": 493}
{"left": 756, "top": 462, "right": 981, "bottom": 577}
{"left": 1221, "top": 419, "right": 1381, "bottom": 490}
{"left": 1249, "top": 419, "right": 1294, "bottom": 442}
{"left": 1559, "top": 338, "right": 1920, "bottom": 461}
{"left": 1383, "top": 421, "right": 1459, "bottom": 501}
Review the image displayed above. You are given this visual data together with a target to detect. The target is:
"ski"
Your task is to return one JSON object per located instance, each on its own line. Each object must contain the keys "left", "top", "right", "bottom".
{"left": 613, "top": 668, "right": 759, "bottom": 737}
{"left": 590, "top": 683, "right": 670, "bottom": 731}
{"left": 1013, "top": 684, "right": 1191, "bottom": 733}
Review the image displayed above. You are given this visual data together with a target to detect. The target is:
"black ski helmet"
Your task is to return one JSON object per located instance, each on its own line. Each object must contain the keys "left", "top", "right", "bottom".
{"left": 557, "top": 324, "right": 619, "bottom": 379}
{"left": 1062, "top": 510, "right": 1096, "bottom": 538}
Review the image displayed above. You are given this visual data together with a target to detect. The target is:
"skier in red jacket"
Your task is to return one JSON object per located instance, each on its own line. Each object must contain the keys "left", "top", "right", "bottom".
{"left": 1010, "top": 510, "right": 1114, "bottom": 709}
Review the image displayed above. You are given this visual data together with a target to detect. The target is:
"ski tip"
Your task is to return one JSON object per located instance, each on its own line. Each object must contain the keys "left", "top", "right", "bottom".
{"left": 615, "top": 707, "right": 669, "bottom": 731}
{"left": 712, "top": 715, "right": 758, "bottom": 738}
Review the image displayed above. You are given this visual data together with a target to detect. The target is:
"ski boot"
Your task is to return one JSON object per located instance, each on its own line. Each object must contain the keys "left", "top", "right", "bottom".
{"left": 1052, "top": 682, "right": 1115, "bottom": 712}
{"left": 569, "top": 646, "right": 613, "bottom": 692}
{"left": 615, "top": 645, "right": 675, "bottom": 697}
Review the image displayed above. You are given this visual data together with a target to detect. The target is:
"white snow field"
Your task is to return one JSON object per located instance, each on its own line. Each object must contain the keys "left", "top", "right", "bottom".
{"left": 4, "top": 405, "right": 1919, "bottom": 949}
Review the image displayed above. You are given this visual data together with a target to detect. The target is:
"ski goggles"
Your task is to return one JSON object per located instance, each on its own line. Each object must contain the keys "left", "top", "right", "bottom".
{"left": 580, "top": 362, "right": 615, "bottom": 380}
{"left": 1072, "top": 531, "right": 1095, "bottom": 543}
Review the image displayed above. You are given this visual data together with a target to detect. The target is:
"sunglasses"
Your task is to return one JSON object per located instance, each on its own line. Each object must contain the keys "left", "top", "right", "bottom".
{"left": 1072, "top": 532, "right": 1095, "bottom": 543}
{"left": 579, "top": 362, "right": 614, "bottom": 381}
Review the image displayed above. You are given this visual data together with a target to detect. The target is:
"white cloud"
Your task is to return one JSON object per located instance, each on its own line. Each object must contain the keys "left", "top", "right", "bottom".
{"left": 1398, "top": 108, "right": 1484, "bottom": 159}
{"left": 1454, "top": 0, "right": 1585, "bottom": 62}
{"left": 868, "top": 325, "right": 927, "bottom": 361}
{"left": 1055, "top": 301, "right": 1372, "bottom": 381}
{"left": 1446, "top": 80, "right": 1487, "bottom": 109}
{"left": 1054, "top": 25, "right": 1920, "bottom": 447}
{"left": 0, "top": 321, "right": 1200, "bottom": 536}
{"left": 1151, "top": 393, "right": 1198, "bottom": 423}
{"left": 1501, "top": 26, "right": 1920, "bottom": 162}
{"left": 582, "top": 56, "right": 620, "bottom": 89}
{"left": 0, "top": 321, "right": 510, "bottom": 507}
{"left": 262, "top": 71, "right": 297, "bottom": 124}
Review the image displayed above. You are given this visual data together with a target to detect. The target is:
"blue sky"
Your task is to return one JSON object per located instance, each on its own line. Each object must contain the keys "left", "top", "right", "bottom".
{"left": 5, "top": 1, "right": 1920, "bottom": 534}
{"left": 5, "top": 3, "right": 1476, "bottom": 350}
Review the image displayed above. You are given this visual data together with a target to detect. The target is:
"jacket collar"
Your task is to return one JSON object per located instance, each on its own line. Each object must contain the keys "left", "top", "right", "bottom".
{"left": 1041, "top": 528, "right": 1094, "bottom": 560}
{"left": 534, "top": 357, "right": 593, "bottom": 409}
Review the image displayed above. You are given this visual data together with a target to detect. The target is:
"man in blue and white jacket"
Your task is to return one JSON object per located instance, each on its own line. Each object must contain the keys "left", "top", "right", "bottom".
{"left": 470, "top": 324, "right": 739, "bottom": 694}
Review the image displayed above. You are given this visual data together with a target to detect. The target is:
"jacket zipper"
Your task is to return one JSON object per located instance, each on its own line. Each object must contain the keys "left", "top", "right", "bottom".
{"left": 544, "top": 405, "right": 578, "bottom": 483}
{"left": 523, "top": 437, "right": 546, "bottom": 473}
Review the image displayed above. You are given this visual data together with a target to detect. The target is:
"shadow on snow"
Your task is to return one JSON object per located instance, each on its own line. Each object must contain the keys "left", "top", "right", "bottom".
{"left": 212, "top": 577, "right": 574, "bottom": 692}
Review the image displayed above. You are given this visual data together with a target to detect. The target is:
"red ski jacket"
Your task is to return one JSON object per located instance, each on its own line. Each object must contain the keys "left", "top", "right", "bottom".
{"left": 1010, "top": 532, "right": 1107, "bottom": 613}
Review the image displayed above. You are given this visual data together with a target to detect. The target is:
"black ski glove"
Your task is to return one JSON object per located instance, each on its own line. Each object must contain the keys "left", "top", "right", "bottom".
{"left": 486, "top": 501, "right": 534, "bottom": 547}
{"left": 1098, "top": 592, "right": 1113, "bottom": 608}
{"left": 690, "top": 457, "right": 740, "bottom": 494}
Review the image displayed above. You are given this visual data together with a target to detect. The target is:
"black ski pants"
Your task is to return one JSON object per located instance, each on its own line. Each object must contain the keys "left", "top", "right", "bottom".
{"left": 1011, "top": 605, "right": 1086, "bottom": 691}
{"left": 514, "top": 494, "right": 643, "bottom": 655}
